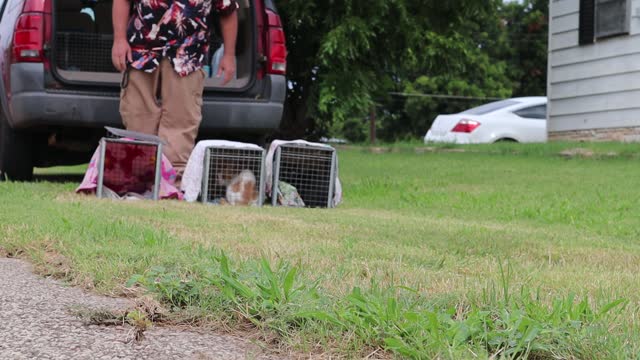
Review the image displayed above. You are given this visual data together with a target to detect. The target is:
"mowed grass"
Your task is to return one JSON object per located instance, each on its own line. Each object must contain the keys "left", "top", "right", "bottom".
{"left": 2, "top": 143, "right": 640, "bottom": 358}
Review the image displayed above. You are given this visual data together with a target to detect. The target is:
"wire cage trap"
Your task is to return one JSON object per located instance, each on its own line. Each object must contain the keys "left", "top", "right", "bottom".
{"left": 201, "top": 146, "right": 266, "bottom": 206}
{"left": 271, "top": 144, "right": 337, "bottom": 208}
{"left": 56, "top": 32, "right": 117, "bottom": 73}
{"left": 96, "top": 127, "right": 163, "bottom": 200}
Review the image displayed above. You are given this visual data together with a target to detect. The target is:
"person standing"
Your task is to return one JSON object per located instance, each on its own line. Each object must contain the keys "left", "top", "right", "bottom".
{"left": 111, "top": 0, "right": 238, "bottom": 182}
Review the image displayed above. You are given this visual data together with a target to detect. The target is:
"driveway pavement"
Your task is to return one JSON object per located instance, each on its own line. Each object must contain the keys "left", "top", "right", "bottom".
{"left": 0, "top": 258, "right": 275, "bottom": 360}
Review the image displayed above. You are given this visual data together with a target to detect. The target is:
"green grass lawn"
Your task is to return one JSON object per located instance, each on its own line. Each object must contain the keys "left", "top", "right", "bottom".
{"left": 2, "top": 143, "right": 640, "bottom": 359}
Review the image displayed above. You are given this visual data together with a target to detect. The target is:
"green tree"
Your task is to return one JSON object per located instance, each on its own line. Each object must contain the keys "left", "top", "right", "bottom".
{"left": 276, "top": 0, "right": 496, "bottom": 140}
{"left": 389, "top": 30, "right": 513, "bottom": 141}
{"left": 381, "top": 0, "right": 549, "bottom": 141}
{"left": 500, "top": 0, "right": 549, "bottom": 96}
{"left": 276, "top": 0, "right": 548, "bottom": 142}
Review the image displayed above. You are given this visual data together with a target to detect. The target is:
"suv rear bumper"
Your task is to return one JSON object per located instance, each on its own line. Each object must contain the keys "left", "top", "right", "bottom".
{"left": 8, "top": 64, "right": 285, "bottom": 133}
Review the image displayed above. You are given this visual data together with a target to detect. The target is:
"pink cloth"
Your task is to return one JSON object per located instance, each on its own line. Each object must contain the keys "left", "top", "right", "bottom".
{"left": 76, "top": 141, "right": 183, "bottom": 200}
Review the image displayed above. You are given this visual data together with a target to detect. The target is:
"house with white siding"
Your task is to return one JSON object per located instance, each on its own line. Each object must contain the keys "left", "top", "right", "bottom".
{"left": 548, "top": 0, "right": 640, "bottom": 141}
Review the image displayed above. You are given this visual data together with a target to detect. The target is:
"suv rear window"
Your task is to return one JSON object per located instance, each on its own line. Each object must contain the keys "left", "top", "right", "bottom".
{"left": 461, "top": 100, "right": 519, "bottom": 115}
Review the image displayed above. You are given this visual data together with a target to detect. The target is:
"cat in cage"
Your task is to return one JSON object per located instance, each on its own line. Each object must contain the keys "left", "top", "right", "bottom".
{"left": 215, "top": 166, "right": 259, "bottom": 206}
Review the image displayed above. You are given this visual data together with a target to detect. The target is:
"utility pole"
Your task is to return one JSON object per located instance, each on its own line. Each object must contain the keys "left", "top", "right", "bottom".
{"left": 369, "top": 106, "right": 376, "bottom": 144}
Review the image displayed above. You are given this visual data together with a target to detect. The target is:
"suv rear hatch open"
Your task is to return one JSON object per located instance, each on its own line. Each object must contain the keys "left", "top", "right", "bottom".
{"left": 52, "top": 0, "right": 257, "bottom": 90}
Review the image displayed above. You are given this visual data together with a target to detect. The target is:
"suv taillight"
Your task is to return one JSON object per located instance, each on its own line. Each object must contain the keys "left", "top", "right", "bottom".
{"left": 12, "top": 0, "right": 51, "bottom": 63}
{"left": 266, "top": 10, "right": 286, "bottom": 75}
{"left": 451, "top": 119, "right": 481, "bottom": 133}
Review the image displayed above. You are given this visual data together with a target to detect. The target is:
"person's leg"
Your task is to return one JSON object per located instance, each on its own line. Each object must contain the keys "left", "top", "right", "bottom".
{"left": 158, "top": 59, "right": 205, "bottom": 178}
{"left": 119, "top": 68, "right": 162, "bottom": 135}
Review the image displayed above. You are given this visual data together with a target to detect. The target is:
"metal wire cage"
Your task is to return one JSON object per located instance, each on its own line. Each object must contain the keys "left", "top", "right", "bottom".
{"left": 56, "top": 32, "right": 118, "bottom": 73}
{"left": 272, "top": 144, "right": 337, "bottom": 208}
{"left": 96, "top": 138, "right": 163, "bottom": 200}
{"left": 201, "top": 146, "right": 266, "bottom": 206}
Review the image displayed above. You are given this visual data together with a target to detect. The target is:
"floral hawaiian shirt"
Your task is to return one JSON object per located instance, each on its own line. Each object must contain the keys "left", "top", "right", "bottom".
{"left": 127, "top": 0, "right": 238, "bottom": 76}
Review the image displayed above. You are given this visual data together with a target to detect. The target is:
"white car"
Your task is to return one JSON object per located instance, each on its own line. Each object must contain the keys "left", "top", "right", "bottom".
{"left": 424, "top": 97, "right": 547, "bottom": 144}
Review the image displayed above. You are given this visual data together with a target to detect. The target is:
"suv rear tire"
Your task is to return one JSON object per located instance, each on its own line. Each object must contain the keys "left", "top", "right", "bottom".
{"left": 0, "top": 117, "right": 34, "bottom": 181}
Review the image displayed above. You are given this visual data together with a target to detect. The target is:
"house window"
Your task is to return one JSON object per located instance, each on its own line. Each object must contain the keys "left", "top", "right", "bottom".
{"left": 596, "top": 0, "right": 629, "bottom": 38}
{"left": 579, "top": 0, "right": 630, "bottom": 45}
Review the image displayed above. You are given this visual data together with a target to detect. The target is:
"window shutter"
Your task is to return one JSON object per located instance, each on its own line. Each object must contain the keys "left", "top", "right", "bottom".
{"left": 580, "top": 0, "right": 596, "bottom": 45}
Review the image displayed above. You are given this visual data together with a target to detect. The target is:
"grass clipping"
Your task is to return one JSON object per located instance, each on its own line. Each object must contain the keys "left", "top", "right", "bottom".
{"left": 70, "top": 296, "right": 166, "bottom": 343}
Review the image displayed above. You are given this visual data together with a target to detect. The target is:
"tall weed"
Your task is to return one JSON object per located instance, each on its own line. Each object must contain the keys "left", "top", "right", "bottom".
{"left": 129, "top": 256, "right": 632, "bottom": 359}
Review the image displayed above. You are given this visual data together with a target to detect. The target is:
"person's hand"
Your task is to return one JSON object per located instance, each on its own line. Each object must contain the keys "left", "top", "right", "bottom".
{"left": 217, "top": 54, "right": 236, "bottom": 85}
{"left": 112, "top": 38, "right": 132, "bottom": 73}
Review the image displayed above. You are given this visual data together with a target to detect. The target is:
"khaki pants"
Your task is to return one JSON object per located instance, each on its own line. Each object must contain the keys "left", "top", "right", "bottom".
{"left": 120, "top": 58, "right": 205, "bottom": 179}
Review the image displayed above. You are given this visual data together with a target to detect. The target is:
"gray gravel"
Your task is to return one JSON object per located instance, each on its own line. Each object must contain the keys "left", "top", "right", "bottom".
{"left": 0, "top": 258, "right": 276, "bottom": 360}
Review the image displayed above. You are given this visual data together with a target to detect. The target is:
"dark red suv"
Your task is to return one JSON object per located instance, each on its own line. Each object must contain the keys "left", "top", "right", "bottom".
{"left": 0, "top": 0, "right": 287, "bottom": 180}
